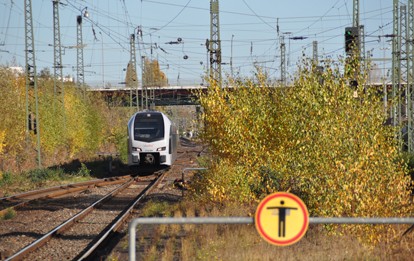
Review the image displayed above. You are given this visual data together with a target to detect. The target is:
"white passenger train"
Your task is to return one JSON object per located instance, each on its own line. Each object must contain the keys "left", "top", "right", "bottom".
{"left": 127, "top": 110, "right": 178, "bottom": 167}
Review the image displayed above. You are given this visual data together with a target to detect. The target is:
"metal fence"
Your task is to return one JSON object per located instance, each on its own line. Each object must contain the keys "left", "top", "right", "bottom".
{"left": 128, "top": 216, "right": 414, "bottom": 261}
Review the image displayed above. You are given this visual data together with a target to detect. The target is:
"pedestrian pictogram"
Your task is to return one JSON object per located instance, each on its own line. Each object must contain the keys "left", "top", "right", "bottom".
{"left": 255, "top": 192, "right": 309, "bottom": 246}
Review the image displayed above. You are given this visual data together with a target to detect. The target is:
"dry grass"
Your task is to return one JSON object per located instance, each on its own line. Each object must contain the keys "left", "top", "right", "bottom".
{"left": 136, "top": 201, "right": 414, "bottom": 260}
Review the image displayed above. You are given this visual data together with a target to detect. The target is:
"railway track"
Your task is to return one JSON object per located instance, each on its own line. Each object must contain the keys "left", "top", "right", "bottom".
{"left": 1, "top": 169, "right": 168, "bottom": 260}
{"left": 0, "top": 175, "right": 132, "bottom": 217}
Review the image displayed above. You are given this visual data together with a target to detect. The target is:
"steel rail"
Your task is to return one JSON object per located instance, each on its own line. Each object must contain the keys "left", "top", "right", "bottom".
{"left": 0, "top": 176, "right": 132, "bottom": 218}
{"left": 77, "top": 169, "right": 168, "bottom": 260}
{"left": 0, "top": 175, "right": 131, "bottom": 202}
{"left": 0, "top": 186, "right": 88, "bottom": 217}
{"left": 5, "top": 177, "right": 136, "bottom": 261}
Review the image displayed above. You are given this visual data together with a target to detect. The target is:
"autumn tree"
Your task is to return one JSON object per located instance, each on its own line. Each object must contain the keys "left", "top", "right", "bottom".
{"left": 194, "top": 59, "right": 413, "bottom": 244}
{"left": 143, "top": 58, "right": 167, "bottom": 87}
{"left": 0, "top": 66, "right": 120, "bottom": 171}
{"left": 125, "top": 61, "right": 138, "bottom": 88}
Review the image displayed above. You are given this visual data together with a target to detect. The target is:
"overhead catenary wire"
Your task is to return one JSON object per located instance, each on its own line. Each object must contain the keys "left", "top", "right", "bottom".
{"left": 0, "top": 1, "right": 397, "bottom": 87}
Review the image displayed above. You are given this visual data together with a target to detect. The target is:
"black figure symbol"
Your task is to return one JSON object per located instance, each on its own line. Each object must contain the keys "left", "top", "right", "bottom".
{"left": 267, "top": 200, "right": 298, "bottom": 237}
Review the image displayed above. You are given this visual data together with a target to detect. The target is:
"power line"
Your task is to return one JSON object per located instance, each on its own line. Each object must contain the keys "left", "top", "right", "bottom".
{"left": 293, "top": 0, "right": 342, "bottom": 35}
{"left": 241, "top": 0, "right": 274, "bottom": 30}
{"left": 143, "top": 0, "right": 192, "bottom": 35}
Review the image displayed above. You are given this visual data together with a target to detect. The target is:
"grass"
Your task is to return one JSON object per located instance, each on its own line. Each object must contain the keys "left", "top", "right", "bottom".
{"left": 140, "top": 200, "right": 175, "bottom": 217}
{"left": 0, "top": 208, "right": 16, "bottom": 220}
{"left": 134, "top": 200, "right": 414, "bottom": 261}
{"left": 0, "top": 164, "right": 93, "bottom": 197}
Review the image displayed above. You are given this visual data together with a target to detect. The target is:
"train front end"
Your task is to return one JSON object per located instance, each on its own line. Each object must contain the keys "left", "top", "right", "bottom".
{"left": 127, "top": 111, "right": 176, "bottom": 167}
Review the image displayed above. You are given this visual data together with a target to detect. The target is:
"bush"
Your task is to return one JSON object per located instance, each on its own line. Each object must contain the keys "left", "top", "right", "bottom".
{"left": 1, "top": 208, "right": 16, "bottom": 220}
{"left": 195, "top": 59, "right": 413, "bottom": 244}
{"left": 0, "top": 171, "right": 13, "bottom": 186}
{"left": 77, "top": 163, "right": 91, "bottom": 177}
{"left": 0, "top": 67, "right": 123, "bottom": 171}
{"left": 28, "top": 168, "right": 65, "bottom": 182}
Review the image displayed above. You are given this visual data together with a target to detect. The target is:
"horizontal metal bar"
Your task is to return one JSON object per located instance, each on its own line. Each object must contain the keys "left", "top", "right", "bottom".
{"left": 131, "top": 217, "right": 253, "bottom": 226}
{"left": 182, "top": 168, "right": 208, "bottom": 173}
{"left": 310, "top": 217, "right": 414, "bottom": 224}
{"left": 128, "top": 216, "right": 414, "bottom": 260}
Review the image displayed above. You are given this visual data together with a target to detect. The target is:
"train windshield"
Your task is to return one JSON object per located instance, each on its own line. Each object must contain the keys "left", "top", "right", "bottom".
{"left": 133, "top": 113, "right": 165, "bottom": 142}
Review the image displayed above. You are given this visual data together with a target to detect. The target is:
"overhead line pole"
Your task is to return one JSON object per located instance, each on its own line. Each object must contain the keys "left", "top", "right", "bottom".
{"left": 392, "top": 0, "right": 401, "bottom": 146}
{"left": 129, "top": 33, "right": 138, "bottom": 110}
{"left": 312, "top": 40, "right": 318, "bottom": 65}
{"left": 76, "top": 14, "right": 85, "bottom": 97}
{"left": 400, "top": 5, "right": 408, "bottom": 150}
{"left": 280, "top": 36, "right": 286, "bottom": 86}
{"left": 352, "top": 0, "right": 359, "bottom": 28}
{"left": 52, "top": 0, "right": 66, "bottom": 134}
{"left": 52, "top": 0, "right": 64, "bottom": 101}
{"left": 408, "top": 0, "right": 414, "bottom": 152}
{"left": 209, "top": 0, "right": 222, "bottom": 87}
{"left": 24, "top": 0, "right": 41, "bottom": 168}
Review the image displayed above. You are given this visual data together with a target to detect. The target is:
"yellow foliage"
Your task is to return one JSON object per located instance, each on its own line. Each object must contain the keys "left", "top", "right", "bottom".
{"left": 143, "top": 58, "right": 168, "bottom": 87}
{"left": 194, "top": 60, "right": 413, "bottom": 245}
{"left": 0, "top": 69, "right": 26, "bottom": 157}
{"left": 0, "top": 130, "right": 5, "bottom": 155}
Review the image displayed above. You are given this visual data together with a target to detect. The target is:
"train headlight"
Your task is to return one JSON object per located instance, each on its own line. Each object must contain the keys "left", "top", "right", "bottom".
{"left": 156, "top": 146, "right": 166, "bottom": 151}
{"left": 132, "top": 147, "right": 142, "bottom": 152}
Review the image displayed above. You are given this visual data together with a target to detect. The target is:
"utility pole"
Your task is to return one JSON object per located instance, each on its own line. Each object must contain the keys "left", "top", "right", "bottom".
{"left": 352, "top": 0, "right": 365, "bottom": 61}
{"left": 344, "top": 0, "right": 362, "bottom": 90}
{"left": 24, "top": 0, "right": 41, "bottom": 168}
{"left": 312, "top": 40, "right": 318, "bottom": 65}
{"left": 137, "top": 26, "right": 146, "bottom": 110}
{"left": 280, "top": 36, "right": 286, "bottom": 86}
{"left": 76, "top": 13, "right": 85, "bottom": 97}
{"left": 142, "top": 55, "right": 148, "bottom": 110}
{"left": 394, "top": 2, "right": 414, "bottom": 152}
{"left": 230, "top": 34, "right": 234, "bottom": 78}
{"left": 209, "top": 0, "right": 222, "bottom": 86}
{"left": 353, "top": 0, "right": 359, "bottom": 28}
{"left": 129, "top": 33, "right": 138, "bottom": 110}
{"left": 408, "top": 0, "right": 414, "bottom": 152}
{"left": 351, "top": 0, "right": 365, "bottom": 70}
{"left": 391, "top": 0, "right": 401, "bottom": 142}
{"left": 99, "top": 32, "right": 105, "bottom": 88}
{"left": 400, "top": 5, "right": 408, "bottom": 149}
{"left": 52, "top": 0, "right": 64, "bottom": 100}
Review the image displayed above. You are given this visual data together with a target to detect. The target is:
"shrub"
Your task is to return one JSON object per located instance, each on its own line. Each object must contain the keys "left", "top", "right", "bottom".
{"left": 28, "top": 168, "right": 65, "bottom": 182}
{"left": 77, "top": 163, "right": 91, "bottom": 177}
{"left": 0, "top": 171, "right": 13, "bottom": 186}
{"left": 195, "top": 59, "right": 413, "bottom": 244}
{"left": 1, "top": 208, "right": 16, "bottom": 220}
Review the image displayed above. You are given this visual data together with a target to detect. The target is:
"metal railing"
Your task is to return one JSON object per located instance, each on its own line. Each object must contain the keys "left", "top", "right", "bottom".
{"left": 128, "top": 216, "right": 414, "bottom": 261}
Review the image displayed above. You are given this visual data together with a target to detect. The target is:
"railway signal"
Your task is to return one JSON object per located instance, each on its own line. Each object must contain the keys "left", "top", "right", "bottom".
{"left": 345, "top": 26, "right": 359, "bottom": 55}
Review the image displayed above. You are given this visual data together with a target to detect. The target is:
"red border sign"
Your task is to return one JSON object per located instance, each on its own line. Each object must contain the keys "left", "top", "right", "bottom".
{"left": 255, "top": 192, "right": 309, "bottom": 246}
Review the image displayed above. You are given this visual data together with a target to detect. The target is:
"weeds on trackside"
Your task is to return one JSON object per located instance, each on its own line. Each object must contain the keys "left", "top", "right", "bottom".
{"left": 0, "top": 208, "right": 16, "bottom": 220}
{"left": 134, "top": 200, "right": 414, "bottom": 261}
{"left": 0, "top": 164, "right": 92, "bottom": 196}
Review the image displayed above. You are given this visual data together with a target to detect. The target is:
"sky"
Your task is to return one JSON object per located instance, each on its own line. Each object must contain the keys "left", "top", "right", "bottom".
{"left": 0, "top": 0, "right": 395, "bottom": 88}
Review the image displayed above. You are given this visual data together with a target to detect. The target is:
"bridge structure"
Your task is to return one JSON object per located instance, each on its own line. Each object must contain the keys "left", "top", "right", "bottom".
{"left": 88, "top": 85, "right": 207, "bottom": 107}
{"left": 88, "top": 82, "right": 394, "bottom": 107}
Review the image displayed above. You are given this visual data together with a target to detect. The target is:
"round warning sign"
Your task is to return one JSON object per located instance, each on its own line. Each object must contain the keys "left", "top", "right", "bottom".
{"left": 255, "top": 192, "right": 309, "bottom": 246}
